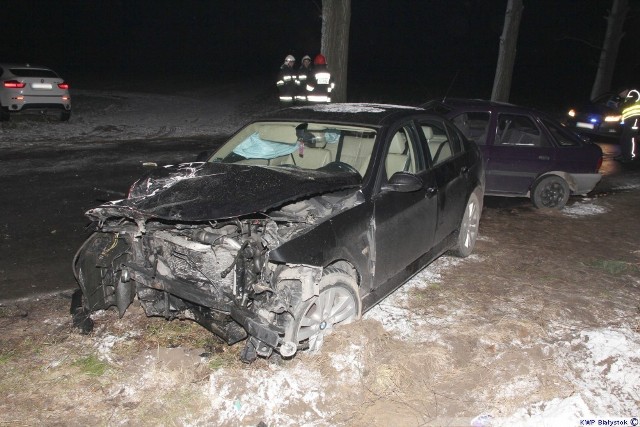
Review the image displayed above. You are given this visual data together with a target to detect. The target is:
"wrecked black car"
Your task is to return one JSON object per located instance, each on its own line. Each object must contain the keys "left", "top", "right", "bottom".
{"left": 72, "top": 103, "right": 485, "bottom": 362}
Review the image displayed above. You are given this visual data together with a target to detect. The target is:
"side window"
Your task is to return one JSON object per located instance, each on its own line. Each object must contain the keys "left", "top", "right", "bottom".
{"left": 384, "top": 126, "right": 418, "bottom": 179}
{"left": 445, "top": 123, "right": 463, "bottom": 154}
{"left": 417, "top": 120, "right": 453, "bottom": 166}
{"left": 542, "top": 119, "right": 580, "bottom": 146}
{"left": 496, "top": 114, "right": 549, "bottom": 147}
{"left": 452, "top": 112, "right": 491, "bottom": 145}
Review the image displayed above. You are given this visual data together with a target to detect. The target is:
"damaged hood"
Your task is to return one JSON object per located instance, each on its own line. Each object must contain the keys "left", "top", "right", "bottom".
{"left": 87, "top": 162, "right": 361, "bottom": 222}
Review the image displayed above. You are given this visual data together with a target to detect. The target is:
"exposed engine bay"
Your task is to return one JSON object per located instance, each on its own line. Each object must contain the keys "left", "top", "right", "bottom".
{"left": 73, "top": 189, "right": 362, "bottom": 362}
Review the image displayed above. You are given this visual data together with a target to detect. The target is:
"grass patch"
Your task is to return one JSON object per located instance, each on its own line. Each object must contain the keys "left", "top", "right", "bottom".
{"left": 72, "top": 354, "right": 109, "bottom": 376}
{"left": 0, "top": 350, "right": 14, "bottom": 364}
{"left": 584, "top": 259, "right": 638, "bottom": 276}
{"left": 144, "top": 319, "right": 212, "bottom": 349}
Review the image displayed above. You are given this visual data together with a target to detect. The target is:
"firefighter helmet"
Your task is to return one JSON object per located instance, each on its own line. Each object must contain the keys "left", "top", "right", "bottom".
{"left": 314, "top": 54, "right": 326, "bottom": 65}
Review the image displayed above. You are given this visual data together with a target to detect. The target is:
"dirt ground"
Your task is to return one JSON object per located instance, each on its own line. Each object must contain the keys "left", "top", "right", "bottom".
{"left": 1, "top": 185, "right": 639, "bottom": 426}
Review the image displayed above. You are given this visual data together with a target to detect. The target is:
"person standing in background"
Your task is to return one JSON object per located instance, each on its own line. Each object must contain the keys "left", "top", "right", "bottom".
{"left": 305, "top": 54, "right": 334, "bottom": 103}
{"left": 276, "top": 54, "right": 297, "bottom": 105}
{"left": 295, "top": 55, "right": 313, "bottom": 103}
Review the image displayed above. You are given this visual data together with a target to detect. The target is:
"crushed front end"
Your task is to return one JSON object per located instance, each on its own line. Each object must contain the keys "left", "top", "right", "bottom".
{"left": 73, "top": 186, "right": 361, "bottom": 362}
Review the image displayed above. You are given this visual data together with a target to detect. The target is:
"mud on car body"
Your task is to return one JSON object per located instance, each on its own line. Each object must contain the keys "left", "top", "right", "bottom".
{"left": 72, "top": 103, "right": 485, "bottom": 362}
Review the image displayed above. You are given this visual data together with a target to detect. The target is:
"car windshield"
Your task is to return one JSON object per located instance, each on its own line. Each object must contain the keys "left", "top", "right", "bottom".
{"left": 593, "top": 93, "right": 622, "bottom": 109}
{"left": 209, "top": 121, "right": 377, "bottom": 177}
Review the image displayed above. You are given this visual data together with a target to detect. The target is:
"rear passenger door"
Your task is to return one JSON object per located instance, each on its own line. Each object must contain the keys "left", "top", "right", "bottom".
{"left": 486, "top": 113, "right": 555, "bottom": 195}
{"left": 416, "top": 119, "right": 469, "bottom": 244}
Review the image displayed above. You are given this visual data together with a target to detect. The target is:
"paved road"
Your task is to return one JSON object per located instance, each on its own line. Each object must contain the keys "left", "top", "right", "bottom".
{"left": 0, "top": 137, "right": 637, "bottom": 302}
{"left": 0, "top": 137, "right": 222, "bottom": 302}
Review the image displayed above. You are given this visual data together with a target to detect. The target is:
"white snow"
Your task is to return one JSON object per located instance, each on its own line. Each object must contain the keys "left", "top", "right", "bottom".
{"left": 292, "top": 102, "right": 420, "bottom": 113}
{"left": 563, "top": 199, "right": 610, "bottom": 217}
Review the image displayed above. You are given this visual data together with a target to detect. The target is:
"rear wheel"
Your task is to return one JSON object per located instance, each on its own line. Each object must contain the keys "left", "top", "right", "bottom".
{"left": 532, "top": 175, "right": 569, "bottom": 209}
{"left": 60, "top": 110, "right": 71, "bottom": 121}
{"left": 284, "top": 268, "right": 361, "bottom": 353}
{"left": 451, "top": 190, "right": 482, "bottom": 257}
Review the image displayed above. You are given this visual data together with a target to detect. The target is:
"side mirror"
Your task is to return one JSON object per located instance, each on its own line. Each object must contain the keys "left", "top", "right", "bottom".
{"left": 381, "top": 172, "right": 423, "bottom": 193}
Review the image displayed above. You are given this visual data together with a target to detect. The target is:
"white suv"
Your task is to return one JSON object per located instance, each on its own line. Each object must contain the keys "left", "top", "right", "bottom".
{"left": 0, "top": 63, "right": 71, "bottom": 121}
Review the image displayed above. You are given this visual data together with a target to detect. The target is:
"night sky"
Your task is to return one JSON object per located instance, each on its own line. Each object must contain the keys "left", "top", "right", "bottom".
{"left": 3, "top": 0, "right": 639, "bottom": 108}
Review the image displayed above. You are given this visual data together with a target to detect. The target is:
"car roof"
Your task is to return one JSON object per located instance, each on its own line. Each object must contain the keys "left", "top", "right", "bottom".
{"left": 0, "top": 63, "right": 54, "bottom": 71}
{"left": 257, "top": 103, "right": 428, "bottom": 127}
{"left": 423, "top": 97, "right": 553, "bottom": 118}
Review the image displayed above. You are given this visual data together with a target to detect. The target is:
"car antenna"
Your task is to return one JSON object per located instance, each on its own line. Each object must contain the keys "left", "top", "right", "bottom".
{"left": 442, "top": 70, "right": 459, "bottom": 103}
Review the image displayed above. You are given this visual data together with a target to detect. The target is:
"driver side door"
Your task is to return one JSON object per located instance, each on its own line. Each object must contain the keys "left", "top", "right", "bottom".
{"left": 372, "top": 123, "right": 438, "bottom": 291}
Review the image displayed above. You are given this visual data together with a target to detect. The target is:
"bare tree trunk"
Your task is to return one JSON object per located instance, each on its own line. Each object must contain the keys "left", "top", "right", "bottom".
{"left": 590, "top": 0, "right": 629, "bottom": 100}
{"left": 321, "top": 0, "right": 351, "bottom": 103}
{"left": 491, "top": 0, "right": 524, "bottom": 102}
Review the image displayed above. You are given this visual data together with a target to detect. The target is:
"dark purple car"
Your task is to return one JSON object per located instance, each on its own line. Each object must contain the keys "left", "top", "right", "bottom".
{"left": 422, "top": 99, "right": 603, "bottom": 209}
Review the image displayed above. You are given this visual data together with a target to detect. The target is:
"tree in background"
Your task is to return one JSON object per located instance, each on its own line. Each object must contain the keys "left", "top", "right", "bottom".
{"left": 590, "top": 0, "right": 629, "bottom": 100}
{"left": 321, "top": 0, "right": 351, "bottom": 103}
{"left": 491, "top": 0, "right": 524, "bottom": 102}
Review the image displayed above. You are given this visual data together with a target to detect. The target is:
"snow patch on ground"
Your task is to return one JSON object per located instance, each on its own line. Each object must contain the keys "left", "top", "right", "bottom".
{"left": 207, "top": 363, "right": 333, "bottom": 426}
{"left": 0, "top": 86, "right": 255, "bottom": 148}
{"left": 563, "top": 198, "right": 609, "bottom": 217}
{"left": 364, "top": 256, "right": 467, "bottom": 342}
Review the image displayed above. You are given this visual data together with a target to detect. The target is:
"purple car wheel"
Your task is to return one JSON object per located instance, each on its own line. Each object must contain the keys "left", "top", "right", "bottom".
{"left": 532, "top": 175, "right": 570, "bottom": 209}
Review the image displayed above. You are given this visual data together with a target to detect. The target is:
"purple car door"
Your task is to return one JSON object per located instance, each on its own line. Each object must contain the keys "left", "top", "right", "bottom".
{"left": 485, "top": 113, "right": 555, "bottom": 195}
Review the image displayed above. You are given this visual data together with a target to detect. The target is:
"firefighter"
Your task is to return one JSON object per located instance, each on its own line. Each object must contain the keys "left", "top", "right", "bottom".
{"left": 295, "top": 55, "right": 313, "bottom": 103}
{"left": 619, "top": 89, "right": 640, "bottom": 162}
{"left": 276, "top": 54, "right": 297, "bottom": 105}
{"left": 305, "top": 54, "right": 334, "bottom": 103}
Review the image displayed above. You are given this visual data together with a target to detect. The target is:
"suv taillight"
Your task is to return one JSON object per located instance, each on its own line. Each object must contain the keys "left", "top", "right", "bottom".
{"left": 3, "top": 80, "right": 26, "bottom": 89}
{"left": 58, "top": 82, "right": 69, "bottom": 90}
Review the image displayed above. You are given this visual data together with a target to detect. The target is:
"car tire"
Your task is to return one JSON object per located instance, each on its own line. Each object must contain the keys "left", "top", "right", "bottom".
{"left": 60, "top": 110, "right": 71, "bottom": 122}
{"left": 451, "top": 189, "right": 482, "bottom": 257}
{"left": 284, "top": 267, "right": 361, "bottom": 353}
{"left": 0, "top": 107, "right": 9, "bottom": 122}
{"left": 531, "top": 175, "right": 570, "bottom": 209}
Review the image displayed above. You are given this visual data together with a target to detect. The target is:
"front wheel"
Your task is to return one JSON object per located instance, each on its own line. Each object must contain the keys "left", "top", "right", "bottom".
{"left": 451, "top": 190, "right": 482, "bottom": 257}
{"left": 531, "top": 175, "right": 569, "bottom": 209}
{"left": 284, "top": 268, "right": 361, "bottom": 353}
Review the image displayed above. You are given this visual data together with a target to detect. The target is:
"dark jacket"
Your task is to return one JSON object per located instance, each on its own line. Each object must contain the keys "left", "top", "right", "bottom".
{"left": 276, "top": 64, "right": 298, "bottom": 102}
{"left": 305, "top": 64, "right": 334, "bottom": 103}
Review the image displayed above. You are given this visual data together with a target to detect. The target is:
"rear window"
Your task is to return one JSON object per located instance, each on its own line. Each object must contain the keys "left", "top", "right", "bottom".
{"left": 542, "top": 119, "right": 581, "bottom": 146}
{"left": 9, "top": 68, "right": 58, "bottom": 78}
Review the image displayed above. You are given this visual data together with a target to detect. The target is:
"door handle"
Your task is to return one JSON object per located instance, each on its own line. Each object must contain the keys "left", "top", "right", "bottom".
{"left": 538, "top": 155, "right": 550, "bottom": 160}
{"left": 460, "top": 166, "right": 469, "bottom": 175}
{"left": 425, "top": 187, "right": 438, "bottom": 197}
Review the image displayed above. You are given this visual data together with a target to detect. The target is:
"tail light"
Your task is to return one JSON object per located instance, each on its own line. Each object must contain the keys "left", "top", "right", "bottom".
{"left": 3, "top": 80, "right": 26, "bottom": 89}
{"left": 58, "top": 82, "right": 69, "bottom": 90}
